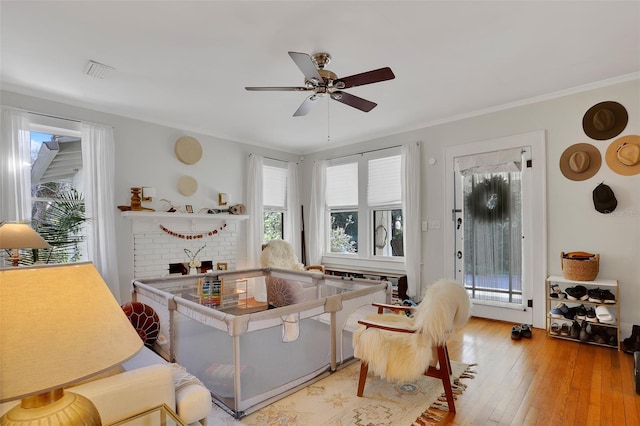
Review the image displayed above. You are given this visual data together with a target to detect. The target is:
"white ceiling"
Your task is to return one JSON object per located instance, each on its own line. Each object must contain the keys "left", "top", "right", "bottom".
{"left": 1, "top": 1, "right": 638, "bottom": 155}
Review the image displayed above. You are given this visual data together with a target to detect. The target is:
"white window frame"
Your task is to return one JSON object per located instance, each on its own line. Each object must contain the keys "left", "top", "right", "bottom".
{"left": 322, "top": 147, "right": 404, "bottom": 271}
{"left": 262, "top": 160, "right": 287, "bottom": 243}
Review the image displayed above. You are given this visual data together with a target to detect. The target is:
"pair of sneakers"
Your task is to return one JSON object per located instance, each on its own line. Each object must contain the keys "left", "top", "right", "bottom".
{"left": 565, "top": 285, "right": 588, "bottom": 301}
{"left": 511, "top": 324, "right": 532, "bottom": 340}
{"left": 587, "top": 288, "right": 616, "bottom": 304}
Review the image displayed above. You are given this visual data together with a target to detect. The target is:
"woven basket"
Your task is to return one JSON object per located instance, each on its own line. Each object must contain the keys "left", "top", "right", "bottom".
{"left": 561, "top": 252, "right": 599, "bottom": 281}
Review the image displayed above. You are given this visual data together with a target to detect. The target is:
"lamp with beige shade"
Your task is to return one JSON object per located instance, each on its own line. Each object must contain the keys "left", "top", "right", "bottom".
{"left": 0, "top": 222, "right": 51, "bottom": 267}
{"left": 0, "top": 262, "right": 143, "bottom": 425}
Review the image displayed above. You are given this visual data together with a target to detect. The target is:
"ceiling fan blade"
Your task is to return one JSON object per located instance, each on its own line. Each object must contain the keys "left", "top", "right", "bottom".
{"left": 245, "top": 86, "right": 309, "bottom": 91}
{"left": 331, "top": 91, "right": 377, "bottom": 112}
{"left": 293, "top": 95, "right": 319, "bottom": 117}
{"left": 288, "top": 52, "right": 323, "bottom": 83}
{"left": 337, "top": 67, "right": 395, "bottom": 89}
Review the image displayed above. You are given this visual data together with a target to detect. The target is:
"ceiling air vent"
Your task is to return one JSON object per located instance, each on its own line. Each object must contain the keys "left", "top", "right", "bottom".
{"left": 83, "top": 60, "right": 114, "bottom": 79}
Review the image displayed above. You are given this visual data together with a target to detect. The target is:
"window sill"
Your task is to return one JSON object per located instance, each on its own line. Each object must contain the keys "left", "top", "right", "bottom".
{"left": 321, "top": 255, "right": 405, "bottom": 275}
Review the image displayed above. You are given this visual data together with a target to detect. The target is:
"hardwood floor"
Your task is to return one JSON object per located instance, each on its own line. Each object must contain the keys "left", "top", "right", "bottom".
{"left": 440, "top": 317, "right": 639, "bottom": 425}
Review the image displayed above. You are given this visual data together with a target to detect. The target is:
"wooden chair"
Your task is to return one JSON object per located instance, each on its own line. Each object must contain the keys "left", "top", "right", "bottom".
{"left": 353, "top": 279, "right": 471, "bottom": 413}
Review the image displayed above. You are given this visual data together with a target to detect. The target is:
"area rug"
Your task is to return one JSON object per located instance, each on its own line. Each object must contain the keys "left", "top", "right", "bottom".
{"left": 236, "top": 360, "right": 475, "bottom": 426}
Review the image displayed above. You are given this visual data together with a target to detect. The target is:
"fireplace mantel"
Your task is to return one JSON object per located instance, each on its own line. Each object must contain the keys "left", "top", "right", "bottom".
{"left": 121, "top": 211, "right": 245, "bottom": 278}
{"left": 121, "top": 211, "right": 248, "bottom": 222}
{"left": 121, "top": 210, "right": 247, "bottom": 235}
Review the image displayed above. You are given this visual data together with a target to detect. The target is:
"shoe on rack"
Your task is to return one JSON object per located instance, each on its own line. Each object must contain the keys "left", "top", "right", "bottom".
{"left": 550, "top": 323, "right": 560, "bottom": 335}
{"left": 593, "top": 332, "right": 607, "bottom": 344}
{"left": 575, "top": 305, "right": 587, "bottom": 320}
{"left": 601, "top": 289, "right": 616, "bottom": 304}
{"left": 585, "top": 306, "right": 598, "bottom": 322}
{"left": 577, "top": 286, "right": 589, "bottom": 301}
{"left": 550, "top": 303, "right": 569, "bottom": 318}
{"left": 579, "top": 321, "right": 591, "bottom": 342}
{"left": 549, "top": 284, "right": 566, "bottom": 299}
{"left": 560, "top": 323, "right": 570, "bottom": 336}
{"left": 564, "top": 306, "right": 579, "bottom": 320}
{"left": 596, "top": 305, "right": 615, "bottom": 324}
{"left": 570, "top": 321, "right": 581, "bottom": 339}
{"left": 566, "top": 285, "right": 588, "bottom": 301}
{"left": 588, "top": 288, "right": 604, "bottom": 303}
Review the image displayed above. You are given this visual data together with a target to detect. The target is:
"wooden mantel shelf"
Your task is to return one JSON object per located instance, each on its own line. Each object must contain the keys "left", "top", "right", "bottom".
{"left": 120, "top": 211, "right": 248, "bottom": 221}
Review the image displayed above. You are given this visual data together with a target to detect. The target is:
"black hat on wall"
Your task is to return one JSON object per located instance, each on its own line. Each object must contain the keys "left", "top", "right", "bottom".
{"left": 592, "top": 183, "right": 617, "bottom": 214}
{"left": 583, "top": 101, "right": 628, "bottom": 141}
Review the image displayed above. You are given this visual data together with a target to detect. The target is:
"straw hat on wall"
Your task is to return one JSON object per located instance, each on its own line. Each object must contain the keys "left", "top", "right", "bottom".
{"left": 605, "top": 135, "right": 640, "bottom": 176}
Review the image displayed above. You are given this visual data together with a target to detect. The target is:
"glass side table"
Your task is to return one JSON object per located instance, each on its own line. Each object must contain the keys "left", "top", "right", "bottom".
{"left": 108, "top": 403, "right": 187, "bottom": 426}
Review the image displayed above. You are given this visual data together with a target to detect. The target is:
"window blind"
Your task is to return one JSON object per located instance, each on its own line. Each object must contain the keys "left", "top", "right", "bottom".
{"left": 263, "top": 165, "right": 287, "bottom": 208}
{"left": 326, "top": 162, "right": 358, "bottom": 207}
{"left": 368, "top": 155, "right": 401, "bottom": 206}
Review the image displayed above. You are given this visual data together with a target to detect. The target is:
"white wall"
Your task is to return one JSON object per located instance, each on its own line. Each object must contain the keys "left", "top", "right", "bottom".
{"left": 3, "top": 78, "right": 638, "bottom": 336}
{"left": 300, "top": 78, "right": 639, "bottom": 336}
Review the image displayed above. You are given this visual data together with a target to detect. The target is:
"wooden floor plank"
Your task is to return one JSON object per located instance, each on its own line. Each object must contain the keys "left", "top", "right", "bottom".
{"left": 439, "top": 317, "right": 638, "bottom": 426}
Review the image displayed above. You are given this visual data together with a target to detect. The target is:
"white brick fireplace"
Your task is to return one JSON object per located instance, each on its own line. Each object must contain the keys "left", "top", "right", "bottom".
{"left": 121, "top": 211, "right": 247, "bottom": 279}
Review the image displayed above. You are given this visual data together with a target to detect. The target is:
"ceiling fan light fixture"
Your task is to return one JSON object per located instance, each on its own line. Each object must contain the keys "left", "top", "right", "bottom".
{"left": 83, "top": 60, "right": 115, "bottom": 79}
{"left": 245, "top": 51, "right": 394, "bottom": 116}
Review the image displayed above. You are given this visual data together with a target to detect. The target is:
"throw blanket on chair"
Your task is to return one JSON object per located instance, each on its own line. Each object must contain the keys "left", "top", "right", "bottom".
{"left": 353, "top": 279, "right": 470, "bottom": 383}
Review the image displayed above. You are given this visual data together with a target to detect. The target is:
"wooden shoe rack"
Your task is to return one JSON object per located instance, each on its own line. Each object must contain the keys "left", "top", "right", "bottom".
{"left": 546, "top": 275, "right": 620, "bottom": 350}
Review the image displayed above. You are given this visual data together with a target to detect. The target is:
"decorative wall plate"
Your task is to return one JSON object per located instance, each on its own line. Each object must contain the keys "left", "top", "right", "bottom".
{"left": 177, "top": 175, "right": 198, "bottom": 196}
{"left": 175, "top": 136, "right": 202, "bottom": 165}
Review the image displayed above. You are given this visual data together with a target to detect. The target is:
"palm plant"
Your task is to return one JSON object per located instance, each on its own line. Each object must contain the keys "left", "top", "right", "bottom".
{"left": 26, "top": 188, "right": 88, "bottom": 264}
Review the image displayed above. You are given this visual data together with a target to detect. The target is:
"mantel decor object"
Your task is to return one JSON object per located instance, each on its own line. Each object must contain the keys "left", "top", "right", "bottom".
{"left": 118, "top": 187, "right": 156, "bottom": 212}
{"left": 174, "top": 136, "right": 202, "bottom": 165}
{"left": 178, "top": 176, "right": 198, "bottom": 196}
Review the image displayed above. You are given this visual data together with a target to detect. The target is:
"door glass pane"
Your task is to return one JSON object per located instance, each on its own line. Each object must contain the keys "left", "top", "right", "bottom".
{"left": 463, "top": 172, "right": 522, "bottom": 304}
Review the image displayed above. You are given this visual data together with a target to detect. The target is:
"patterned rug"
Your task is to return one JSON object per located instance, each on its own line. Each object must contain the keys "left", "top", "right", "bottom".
{"left": 232, "top": 360, "right": 475, "bottom": 426}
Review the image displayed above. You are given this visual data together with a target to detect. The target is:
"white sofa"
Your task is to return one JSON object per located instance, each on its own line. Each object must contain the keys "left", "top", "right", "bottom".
{"left": 0, "top": 346, "right": 212, "bottom": 425}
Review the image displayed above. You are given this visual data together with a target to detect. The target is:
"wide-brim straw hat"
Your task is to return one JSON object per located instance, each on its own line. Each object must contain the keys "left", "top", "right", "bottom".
{"left": 559, "top": 143, "right": 601, "bottom": 181}
{"left": 582, "top": 101, "right": 628, "bottom": 140}
{"left": 605, "top": 135, "right": 640, "bottom": 176}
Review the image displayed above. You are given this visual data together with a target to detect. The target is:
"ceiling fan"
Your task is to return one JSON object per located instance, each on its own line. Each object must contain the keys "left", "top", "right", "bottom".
{"left": 245, "top": 52, "right": 395, "bottom": 117}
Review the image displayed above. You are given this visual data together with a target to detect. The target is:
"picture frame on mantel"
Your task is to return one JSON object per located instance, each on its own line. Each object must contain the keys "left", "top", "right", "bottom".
{"left": 216, "top": 262, "right": 228, "bottom": 271}
{"left": 185, "top": 205, "right": 193, "bottom": 213}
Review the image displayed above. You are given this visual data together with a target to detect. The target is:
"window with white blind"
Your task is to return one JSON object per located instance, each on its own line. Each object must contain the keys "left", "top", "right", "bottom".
{"left": 324, "top": 148, "right": 403, "bottom": 259}
{"left": 369, "top": 155, "right": 403, "bottom": 257}
{"left": 326, "top": 162, "right": 359, "bottom": 253}
{"left": 263, "top": 164, "right": 287, "bottom": 242}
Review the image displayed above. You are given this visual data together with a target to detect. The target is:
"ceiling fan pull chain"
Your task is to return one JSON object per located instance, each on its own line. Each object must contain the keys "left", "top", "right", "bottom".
{"left": 327, "top": 99, "right": 331, "bottom": 142}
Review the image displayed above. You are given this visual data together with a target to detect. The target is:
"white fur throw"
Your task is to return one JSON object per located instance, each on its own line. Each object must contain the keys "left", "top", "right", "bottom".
{"left": 352, "top": 279, "right": 471, "bottom": 383}
{"left": 260, "top": 240, "right": 305, "bottom": 271}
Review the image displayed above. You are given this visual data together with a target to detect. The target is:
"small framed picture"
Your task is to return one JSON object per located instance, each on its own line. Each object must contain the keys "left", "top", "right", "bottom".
{"left": 185, "top": 205, "right": 193, "bottom": 213}
{"left": 216, "top": 262, "right": 228, "bottom": 271}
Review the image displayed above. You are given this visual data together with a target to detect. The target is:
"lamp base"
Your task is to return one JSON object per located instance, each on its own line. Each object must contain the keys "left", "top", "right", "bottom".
{"left": 1, "top": 389, "right": 101, "bottom": 425}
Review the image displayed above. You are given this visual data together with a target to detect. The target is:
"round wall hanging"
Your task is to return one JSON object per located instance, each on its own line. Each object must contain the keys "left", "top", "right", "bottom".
{"left": 177, "top": 175, "right": 198, "bottom": 196}
{"left": 175, "top": 136, "right": 203, "bottom": 165}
